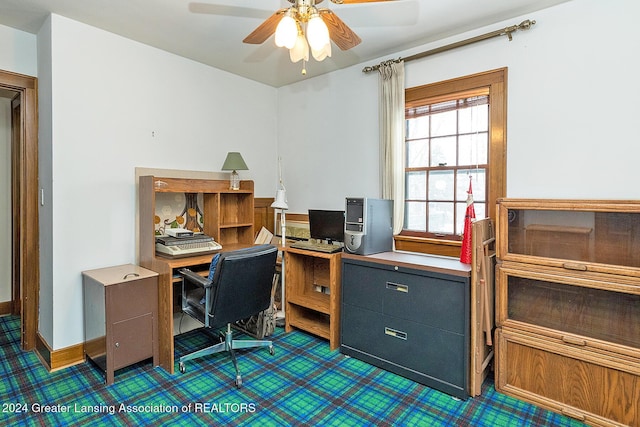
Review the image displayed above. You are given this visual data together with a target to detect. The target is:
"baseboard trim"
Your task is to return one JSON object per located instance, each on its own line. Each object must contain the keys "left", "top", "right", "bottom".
{"left": 35, "top": 333, "right": 85, "bottom": 372}
{"left": 0, "top": 301, "right": 13, "bottom": 316}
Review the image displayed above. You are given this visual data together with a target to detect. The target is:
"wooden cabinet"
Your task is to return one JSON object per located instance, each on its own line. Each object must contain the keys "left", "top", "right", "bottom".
{"left": 341, "top": 251, "right": 472, "bottom": 400}
{"left": 82, "top": 264, "right": 159, "bottom": 385}
{"left": 495, "top": 199, "right": 640, "bottom": 426}
{"left": 497, "top": 198, "right": 640, "bottom": 277}
{"left": 284, "top": 247, "right": 342, "bottom": 350}
{"left": 138, "top": 175, "right": 255, "bottom": 373}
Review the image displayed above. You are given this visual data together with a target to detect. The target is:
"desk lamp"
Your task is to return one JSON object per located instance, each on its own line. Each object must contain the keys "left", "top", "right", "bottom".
{"left": 221, "top": 152, "right": 248, "bottom": 190}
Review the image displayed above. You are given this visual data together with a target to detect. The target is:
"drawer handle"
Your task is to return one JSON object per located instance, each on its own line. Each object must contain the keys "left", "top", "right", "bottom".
{"left": 123, "top": 273, "right": 140, "bottom": 280}
{"left": 561, "top": 407, "right": 586, "bottom": 421}
{"left": 384, "top": 327, "right": 407, "bottom": 340}
{"left": 562, "top": 262, "right": 587, "bottom": 271}
{"left": 561, "top": 335, "right": 587, "bottom": 346}
{"left": 386, "top": 282, "right": 409, "bottom": 293}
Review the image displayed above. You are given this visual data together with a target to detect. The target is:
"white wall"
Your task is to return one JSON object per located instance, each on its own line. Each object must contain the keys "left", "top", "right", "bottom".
{"left": 40, "top": 15, "right": 278, "bottom": 349}
{"left": 0, "top": 98, "right": 10, "bottom": 303}
{"left": 0, "top": 23, "right": 38, "bottom": 77}
{"left": 277, "top": 0, "right": 640, "bottom": 214}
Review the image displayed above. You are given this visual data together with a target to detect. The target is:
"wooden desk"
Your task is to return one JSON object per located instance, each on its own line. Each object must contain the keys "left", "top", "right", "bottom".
{"left": 138, "top": 175, "right": 256, "bottom": 374}
{"left": 142, "top": 244, "right": 250, "bottom": 374}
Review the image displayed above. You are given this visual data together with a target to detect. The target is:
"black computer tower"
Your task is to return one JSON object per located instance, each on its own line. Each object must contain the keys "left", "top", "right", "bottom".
{"left": 344, "top": 198, "right": 393, "bottom": 255}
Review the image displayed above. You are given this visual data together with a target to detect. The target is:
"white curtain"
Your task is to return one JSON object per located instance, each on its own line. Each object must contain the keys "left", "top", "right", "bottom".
{"left": 378, "top": 60, "right": 405, "bottom": 235}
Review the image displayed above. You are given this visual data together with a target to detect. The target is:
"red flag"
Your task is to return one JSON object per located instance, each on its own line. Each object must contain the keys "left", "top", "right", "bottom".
{"left": 460, "top": 178, "right": 475, "bottom": 264}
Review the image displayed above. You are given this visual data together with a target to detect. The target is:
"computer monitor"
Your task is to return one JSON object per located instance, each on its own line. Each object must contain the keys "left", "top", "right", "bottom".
{"left": 308, "top": 209, "right": 345, "bottom": 244}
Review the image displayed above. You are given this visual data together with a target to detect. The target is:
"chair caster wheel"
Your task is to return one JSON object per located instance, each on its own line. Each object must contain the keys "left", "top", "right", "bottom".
{"left": 269, "top": 346, "right": 275, "bottom": 356}
{"left": 179, "top": 362, "right": 186, "bottom": 373}
{"left": 235, "top": 375, "right": 242, "bottom": 388}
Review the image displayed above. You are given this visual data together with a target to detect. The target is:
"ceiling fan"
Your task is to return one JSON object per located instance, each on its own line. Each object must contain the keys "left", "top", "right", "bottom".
{"left": 243, "top": 0, "right": 396, "bottom": 65}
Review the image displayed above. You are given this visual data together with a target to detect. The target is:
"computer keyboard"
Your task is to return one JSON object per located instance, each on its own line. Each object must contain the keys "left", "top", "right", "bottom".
{"left": 290, "top": 241, "right": 343, "bottom": 253}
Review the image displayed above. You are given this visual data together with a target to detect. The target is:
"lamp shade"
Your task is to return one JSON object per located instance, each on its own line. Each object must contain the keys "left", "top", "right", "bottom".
{"left": 221, "top": 152, "right": 248, "bottom": 171}
{"left": 270, "top": 189, "right": 288, "bottom": 210}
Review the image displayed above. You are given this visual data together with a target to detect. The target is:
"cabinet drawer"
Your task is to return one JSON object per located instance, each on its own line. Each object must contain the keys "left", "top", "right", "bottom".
{"left": 496, "top": 327, "right": 640, "bottom": 427}
{"left": 342, "top": 261, "right": 467, "bottom": 334}
{"left": 342, "top": 304, "right": 466, "bottom": 389}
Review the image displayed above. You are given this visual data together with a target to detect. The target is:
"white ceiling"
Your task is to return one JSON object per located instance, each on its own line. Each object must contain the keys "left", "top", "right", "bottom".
{"left": 0, "top": 0, "right": 572, "bottom": 87}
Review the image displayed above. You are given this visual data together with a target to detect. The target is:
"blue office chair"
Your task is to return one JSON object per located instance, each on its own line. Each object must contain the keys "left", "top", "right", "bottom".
{"left": 177, "top": 244, "right": 278, "bottom": 387}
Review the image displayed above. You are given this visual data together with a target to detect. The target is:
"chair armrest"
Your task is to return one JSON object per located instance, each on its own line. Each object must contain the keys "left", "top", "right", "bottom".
{"left": 178, "top": 268, "right": 213, "bottom": 288}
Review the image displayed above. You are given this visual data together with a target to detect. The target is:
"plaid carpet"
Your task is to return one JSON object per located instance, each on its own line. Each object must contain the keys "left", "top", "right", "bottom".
{"left": 0, "top": 315, "right": 584, "bottom": 426}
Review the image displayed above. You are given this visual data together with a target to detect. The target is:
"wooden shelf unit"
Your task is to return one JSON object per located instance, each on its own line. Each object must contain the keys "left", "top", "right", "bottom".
{"left": 495, "top": 198, "right": 640, "bottom": 427}
{"left": 138, "top": 175, "right": 255, "bottom": 373}
{"left": 284, "top": 247, "right": 342, "bottom": 350}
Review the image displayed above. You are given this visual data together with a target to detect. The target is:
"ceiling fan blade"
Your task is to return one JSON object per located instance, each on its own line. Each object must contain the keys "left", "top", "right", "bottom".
{"left": 188, "top": 3, "right": 271, "bottom": 20}
{"left": 332, "top": 0, "right": 396, "bottom": 3}
{"left": 243, "top": 9, "right": 287, "bottom": 45}
{"left": 320, "top": 10, "right": 362, "bottom": 51}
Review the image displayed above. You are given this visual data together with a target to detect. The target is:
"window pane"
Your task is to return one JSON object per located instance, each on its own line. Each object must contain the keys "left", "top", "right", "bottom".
{"left": 455, "top": 201, "right": 487, "bottom": 235}
{"left": 405, "top": 201, "right": 426, "bottom": 231}
{"left": 428, "top": 202, "right": 454, "bottom": 234}
{"left": 407, "top": 139, "right": 428, "bottom": 167}
{"left": 430, "top": 136, "right": 457, "bottom": 167}
{"left": 458, "top": 133, "right": 488, "bottom": 166}
{"left": 459, "top": 104, "right": 489, "bottom": 133}
{"left": 406, "top": 116, "right": 429, "bottom": 139}
{"left": 406, "top": 171, "right": 426, "bottom": 200}
{"left": 456, "top": 202, "right": 467, "bottom": 235}
{"left": 430, "top": 110, "right": 457, "bottom": 137}
{"left": 456, "top": 170, "right": 486, "bottom": 202}
{"left": 428, "top": 170, "right": 454, "bottom": 201}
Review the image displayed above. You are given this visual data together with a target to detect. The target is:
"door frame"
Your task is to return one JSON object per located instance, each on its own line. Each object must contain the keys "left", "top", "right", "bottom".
{"left": 1, "top": 69, "right": 39, "bottom": 351}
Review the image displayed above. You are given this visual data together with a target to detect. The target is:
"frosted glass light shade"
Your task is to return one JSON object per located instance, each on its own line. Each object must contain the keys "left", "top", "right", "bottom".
{"left": 311, "top": 41, "right": 331, "bottom": 61}
{"left": 290, "top": 33, "right": 309, "bottom": 63}
{"left": 307, "top": 15, "right": 329, "bottom": 50}
{"left": 275, "top": 15, "right": 297, "bottom": 49}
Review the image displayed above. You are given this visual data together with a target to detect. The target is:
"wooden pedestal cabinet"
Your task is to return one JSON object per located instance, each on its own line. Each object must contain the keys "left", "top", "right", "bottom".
{"left": 83, "top": 264, "right": 159, "bottom": 385}
{"left": 284, "top": 247, "right": 342, "bottom": 350}
{"left": 495, "top": 199, "right": 640, "bottom": 427}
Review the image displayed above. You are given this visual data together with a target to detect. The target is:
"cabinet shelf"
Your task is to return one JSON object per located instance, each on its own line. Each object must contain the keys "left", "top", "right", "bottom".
{"left": 287, "top": 304, "right": 331, "bottom": 340}
{"left": 288, "top": 293, "right": 330, "bottom": 315}
{"left": 220, "top": 222, "right": 253, "bottom": 228}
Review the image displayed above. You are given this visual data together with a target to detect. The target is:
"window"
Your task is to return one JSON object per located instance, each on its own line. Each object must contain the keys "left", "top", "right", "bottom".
{"left": 396, "top": 69, "right": 506, "bottom": 256}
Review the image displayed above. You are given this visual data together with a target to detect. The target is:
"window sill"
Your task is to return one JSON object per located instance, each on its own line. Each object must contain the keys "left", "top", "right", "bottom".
{"left": 394, "top": 235, "right": 461, "bottom": 258}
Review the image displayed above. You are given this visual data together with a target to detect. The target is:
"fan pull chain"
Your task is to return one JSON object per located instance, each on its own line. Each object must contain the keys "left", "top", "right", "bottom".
{"left": 302, "top": 59, "right": 307, "bottom": 75}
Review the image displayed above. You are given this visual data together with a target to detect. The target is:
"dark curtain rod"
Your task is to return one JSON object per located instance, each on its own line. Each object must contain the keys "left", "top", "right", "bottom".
{"left": 362, "top": 19, "right": 536, "bottom": 73}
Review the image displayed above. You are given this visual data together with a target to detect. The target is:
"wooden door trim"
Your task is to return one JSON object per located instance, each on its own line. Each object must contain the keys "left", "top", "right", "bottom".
{"left": 1, "top": 69, "right": 39, "bottom": 351}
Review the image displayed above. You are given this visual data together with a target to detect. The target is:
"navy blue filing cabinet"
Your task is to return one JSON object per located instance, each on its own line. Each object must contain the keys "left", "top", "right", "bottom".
{"left": 341, "top": 252, "right": 472, "bottom": 400}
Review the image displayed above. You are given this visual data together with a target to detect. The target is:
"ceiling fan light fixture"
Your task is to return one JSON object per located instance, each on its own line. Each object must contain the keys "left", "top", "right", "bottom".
{"left": 275, "top": 13, "right": 298, "bottom": 49}
{"left": 290, "top": 32, "right": 310, "bottom": 62}
{"left": 306, "top": 13, "right": 330, "bottom": 51}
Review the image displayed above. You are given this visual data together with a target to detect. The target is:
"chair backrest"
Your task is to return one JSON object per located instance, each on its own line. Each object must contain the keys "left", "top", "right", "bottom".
{"left": 207, "top": 244, "right": 278, "bottom": 329}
